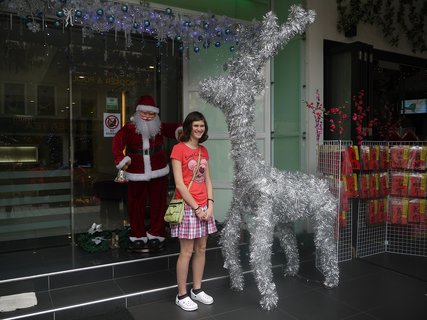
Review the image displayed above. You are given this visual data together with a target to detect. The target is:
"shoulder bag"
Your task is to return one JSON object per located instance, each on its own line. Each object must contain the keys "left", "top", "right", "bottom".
{"left": 164, "top": 148, "right": 201, "bottom": 224}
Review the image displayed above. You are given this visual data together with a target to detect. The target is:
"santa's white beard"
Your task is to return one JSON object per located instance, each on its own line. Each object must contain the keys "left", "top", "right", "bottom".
{"left": 133, "top": 113, "right": 161, "bottom": 138}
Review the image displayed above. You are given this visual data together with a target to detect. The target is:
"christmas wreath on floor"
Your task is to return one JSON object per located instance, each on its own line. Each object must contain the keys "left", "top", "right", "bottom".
{"left": 77, "top": 223, "right": 130, "bottom": 253}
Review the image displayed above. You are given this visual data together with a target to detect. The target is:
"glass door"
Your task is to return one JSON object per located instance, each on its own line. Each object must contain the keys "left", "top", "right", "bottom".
{"left": 0, "top": 13, "right": 182, "bottom": 253}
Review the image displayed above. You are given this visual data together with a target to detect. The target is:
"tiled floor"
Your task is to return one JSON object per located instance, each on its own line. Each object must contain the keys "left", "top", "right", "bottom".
{"left": 1, "top": 237, "right": 426, "bottom": 320}
{"left": 127, "top": 254, "right": 427, "bottom": 320}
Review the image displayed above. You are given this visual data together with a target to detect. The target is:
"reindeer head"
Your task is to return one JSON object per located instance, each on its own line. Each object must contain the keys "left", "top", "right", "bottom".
{"left": 199, "top": 5, "right": 315, "bottom": 121}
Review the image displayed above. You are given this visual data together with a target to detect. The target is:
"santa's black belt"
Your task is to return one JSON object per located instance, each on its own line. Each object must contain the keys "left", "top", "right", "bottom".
{"left": 127, "top": 145, "right": 162, "bottom": 156}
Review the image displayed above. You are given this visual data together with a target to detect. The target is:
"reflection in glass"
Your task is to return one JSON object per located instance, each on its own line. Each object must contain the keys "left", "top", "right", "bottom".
{"left": 0, "top": 13, "right": 182, "bottom": 254}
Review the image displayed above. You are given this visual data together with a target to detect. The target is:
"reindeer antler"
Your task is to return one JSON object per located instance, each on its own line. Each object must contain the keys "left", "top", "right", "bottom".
{"left": 200, "top": 5, "right": 315, "bottom": 108}
{"left": 227, "top": 6, "right": 315, "bottom": 82}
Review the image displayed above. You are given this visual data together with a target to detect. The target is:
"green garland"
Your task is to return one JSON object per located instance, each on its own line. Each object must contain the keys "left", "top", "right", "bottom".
{"left": 77, "top": 228, "right": 130, "bottom": 253}
{"left": 336, "top": 0, "right": 427, "bottom": 53}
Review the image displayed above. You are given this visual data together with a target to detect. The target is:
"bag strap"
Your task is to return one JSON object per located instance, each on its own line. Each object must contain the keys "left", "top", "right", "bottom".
{"left": 187, "top": 148, "right": 201, "bottom": 191}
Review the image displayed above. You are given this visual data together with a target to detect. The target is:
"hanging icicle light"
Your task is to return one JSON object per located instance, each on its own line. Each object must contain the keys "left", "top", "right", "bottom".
{"left": 0, "top": 0, "right": 245, "bottom": 52}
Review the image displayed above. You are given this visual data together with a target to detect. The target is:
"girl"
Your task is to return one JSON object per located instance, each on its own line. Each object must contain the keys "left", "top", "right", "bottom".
{"left": 170, "top": 111, "right": 217, "bottom": 311}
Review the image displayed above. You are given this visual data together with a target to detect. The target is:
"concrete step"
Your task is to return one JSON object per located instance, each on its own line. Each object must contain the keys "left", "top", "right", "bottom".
{"left": 1, "top": 242, "right": 282, "bottom": 320}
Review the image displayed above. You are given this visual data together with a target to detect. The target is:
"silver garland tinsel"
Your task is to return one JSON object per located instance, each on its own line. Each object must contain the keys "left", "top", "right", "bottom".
{"left": 199, "top": 6, "right": 339, "bottom": 311}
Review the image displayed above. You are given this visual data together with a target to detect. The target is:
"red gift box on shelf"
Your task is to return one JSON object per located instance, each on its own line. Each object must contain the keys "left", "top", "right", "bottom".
{"left": 408, "top": 173, "right": 427, "bottom": 198}
{"left": 342, "top": 174, "right": 359, "bottom": 198}
{"left": 408, "top": 199, "right": 422, "bottom": 224}
{"left": 407, "top": 146, "right": 427, "bottom": 170}
{"left": 378, "top": 198, "right": 387, "bottom": 223}
{"left": 389, "top": 197, "right": 409, "bottom": 225}
{"left": 360, "top": 145, "right": 371, "bottom": 171}
{"left": 390, "top": 145, "right": 409, "bottom": 170}
{"left": 341, "top": 147, "right": 354, "bottom": 176}
{"left": 370, "top": 145, "right": 380, "bottom": 171}
{"left": 368, "top": 199, "right": 378, "bottom": 224}
{"left": 359, "top": 174, "right": 370, "bottom": 199}
{"left": 379, "top": 172, "right": 389, "bottom": 197}
{"left": 389, "top": 172, "right": 409, "bottom": 196}
{"left": 368, "top": 198, "right": 387, "bottom": 224}
{"left": 379, "top": 146, "right": 390, "bottom": 170}
{"left": 348, "top": 146, "right": 360, "bottom": 171}
{"left": 361, "top": 145, "right": 380, "bottom": 171}
{"left": 369, "top": 173, "right": 380, "bottom": 198}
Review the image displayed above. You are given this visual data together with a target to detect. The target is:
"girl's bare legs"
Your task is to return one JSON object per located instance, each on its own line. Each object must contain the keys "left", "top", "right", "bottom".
{"left": 192, "top": 236, "right": 208, "bottom": 289}
{"left": 177, "top": 238, "right": 195, "bottom": 296}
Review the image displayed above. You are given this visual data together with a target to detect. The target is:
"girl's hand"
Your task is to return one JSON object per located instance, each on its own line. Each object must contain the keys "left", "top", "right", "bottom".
{"left": 195, "top": 207, "right": 204, "bottom": 220}
{"left": 201, "top": 206, "right": 213, "bottom": 221}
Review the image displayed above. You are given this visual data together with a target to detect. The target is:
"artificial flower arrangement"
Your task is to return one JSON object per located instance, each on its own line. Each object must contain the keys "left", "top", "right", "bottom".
{"left": 306, "top": 89, "right": 377, "bottom": 145}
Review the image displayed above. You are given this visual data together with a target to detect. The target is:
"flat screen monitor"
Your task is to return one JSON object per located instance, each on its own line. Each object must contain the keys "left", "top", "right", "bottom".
{"left": 401, "top": 99, "right": 427, "bottom": 114}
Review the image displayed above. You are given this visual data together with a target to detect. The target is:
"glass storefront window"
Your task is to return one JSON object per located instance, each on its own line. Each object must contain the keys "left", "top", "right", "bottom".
{"left": 0, "top": 14, "right": 182, "bottom": 253}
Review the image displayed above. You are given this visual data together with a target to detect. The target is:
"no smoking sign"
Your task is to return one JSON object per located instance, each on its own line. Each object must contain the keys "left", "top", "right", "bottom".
{"left": 103, "top": 113, "right": 121, "bottom": 137}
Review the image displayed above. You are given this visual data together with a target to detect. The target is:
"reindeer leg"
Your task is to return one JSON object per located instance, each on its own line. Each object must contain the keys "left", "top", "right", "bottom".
{"left": 312, "top": 204, "right": 339, "bottom": 288}
{"left": 247, "top": 208, "right": 278, "bottom": 310}
{"left": 276, "top": 222, "right": 299, "bottom": 276}
{"left": 220, "top": 195, "right": 245, "bottom": 291}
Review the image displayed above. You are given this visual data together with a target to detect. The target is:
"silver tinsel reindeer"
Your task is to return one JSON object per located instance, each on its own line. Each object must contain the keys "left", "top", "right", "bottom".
{"left": 199, "top": 6, "right": 339, "bottom": 310}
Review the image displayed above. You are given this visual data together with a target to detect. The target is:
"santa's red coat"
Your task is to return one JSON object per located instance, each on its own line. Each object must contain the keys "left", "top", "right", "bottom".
{"left": 112, "top": 122, "right": 181, "bottom": 181}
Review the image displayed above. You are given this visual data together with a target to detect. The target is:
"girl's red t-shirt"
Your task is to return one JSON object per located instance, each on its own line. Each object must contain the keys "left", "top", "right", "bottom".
{"left": 170, "top": 142, "right": 209, "bottom": 206}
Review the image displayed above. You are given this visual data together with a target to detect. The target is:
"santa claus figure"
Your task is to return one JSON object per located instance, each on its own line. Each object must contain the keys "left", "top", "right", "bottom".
{"left": 112, "top": 95, "right": 182, "bottom": 253}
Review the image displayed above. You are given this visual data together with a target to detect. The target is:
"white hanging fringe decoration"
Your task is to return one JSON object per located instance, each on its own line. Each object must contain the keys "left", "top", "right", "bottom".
{"left": 63, "top": 8, "right": 74, "bottom": 27}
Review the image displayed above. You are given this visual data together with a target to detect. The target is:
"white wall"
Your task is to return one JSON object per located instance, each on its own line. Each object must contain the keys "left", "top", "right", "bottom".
{"left": 304, "top": 0, "right": 427, "bottom": 173}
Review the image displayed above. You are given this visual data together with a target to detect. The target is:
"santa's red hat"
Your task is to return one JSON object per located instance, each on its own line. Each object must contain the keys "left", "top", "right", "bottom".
{"left": 135, "top": 95, "right": 159, "bottom": 113}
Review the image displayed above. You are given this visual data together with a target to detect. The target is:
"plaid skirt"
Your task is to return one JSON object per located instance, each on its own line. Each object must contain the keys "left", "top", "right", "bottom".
{"left": 170, "top": 203, "right": 217, "bottom": 239}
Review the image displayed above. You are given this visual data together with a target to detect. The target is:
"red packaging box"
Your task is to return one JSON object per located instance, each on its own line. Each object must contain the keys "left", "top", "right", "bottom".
{"left": 390, "top": 172, "right": 409, "bottom": 196}
{"left": 408, "top": 199, "right": 421, "bottom": 224}
{"left": 370, "top": 173, "right": 379, "bottom": 198}
{"left": 378, "top": 198, "right": 387, "bottom": 223}
{"left": 348, "top": 146, "right": 360, "bottom": 171}
{"left": 408, "top": 173, "right": 427, "bottom": 198}
{"left": 379, "top": 172, "right": 389, "bottom": 197}
{"left": 379, "top": 146, "right": 389, "bottom": 170}
{"left": 389, "top": 197, "right": 408, "bottom": 225}
{"left": 359, "top": 174, "right": 370, "bottom": 199}
{"left": 370, "top": 145, "right": 380, "bottom": 171}
{"left": 390, "top": 145, "right": 409, "bottom": 170}
{"left": 341, "top": 148, "right": 353, "bottom": 176}
{"left": 368, "top": 200, "right": 378, "bottom": 224}
{"left": 342, "top": 174, "right": 359, "bottom": 198}
{"left": 407, "top": 146, "right": 427, "bottom": 170}
{"left": 360, "top": 145, "right": 370, "bottom": 171}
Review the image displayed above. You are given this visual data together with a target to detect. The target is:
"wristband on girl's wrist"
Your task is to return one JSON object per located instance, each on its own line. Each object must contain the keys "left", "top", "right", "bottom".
{"left": 208, "top": 198, "right": 214, "bottom": 203}
{"left": 194, "top": 206, "right": 200, "bottom": 212}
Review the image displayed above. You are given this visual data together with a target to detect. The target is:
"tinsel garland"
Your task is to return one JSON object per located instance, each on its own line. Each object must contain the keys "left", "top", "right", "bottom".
{"left": 0, "top": 0, "right": 247, "bottom": 51}
{"left": 199, "top": 5, "right": 340, "bottom": 311}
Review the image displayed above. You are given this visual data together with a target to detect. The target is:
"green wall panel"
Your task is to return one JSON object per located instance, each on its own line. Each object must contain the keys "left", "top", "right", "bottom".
{"left": 272, "top": 0, "right": 304, "bottom": 172}
{"left": 209, "top": 188, "right": 233, "bottom": 222}
{"left": 273, "top": 137, "right": 301, "bottom": 171}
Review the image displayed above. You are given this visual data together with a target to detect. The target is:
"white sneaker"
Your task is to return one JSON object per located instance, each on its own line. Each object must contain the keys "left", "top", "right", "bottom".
{"left": 190, "top": 289, "right": 214, "bottom": 305}
{"left": 175, "top": 295, "right": 198, "bottom": 311}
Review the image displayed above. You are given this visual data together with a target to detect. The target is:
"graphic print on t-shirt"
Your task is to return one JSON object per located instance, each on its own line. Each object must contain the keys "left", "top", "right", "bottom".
{"left": 188, "top": 158, "right": 207, "bottom": 183}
